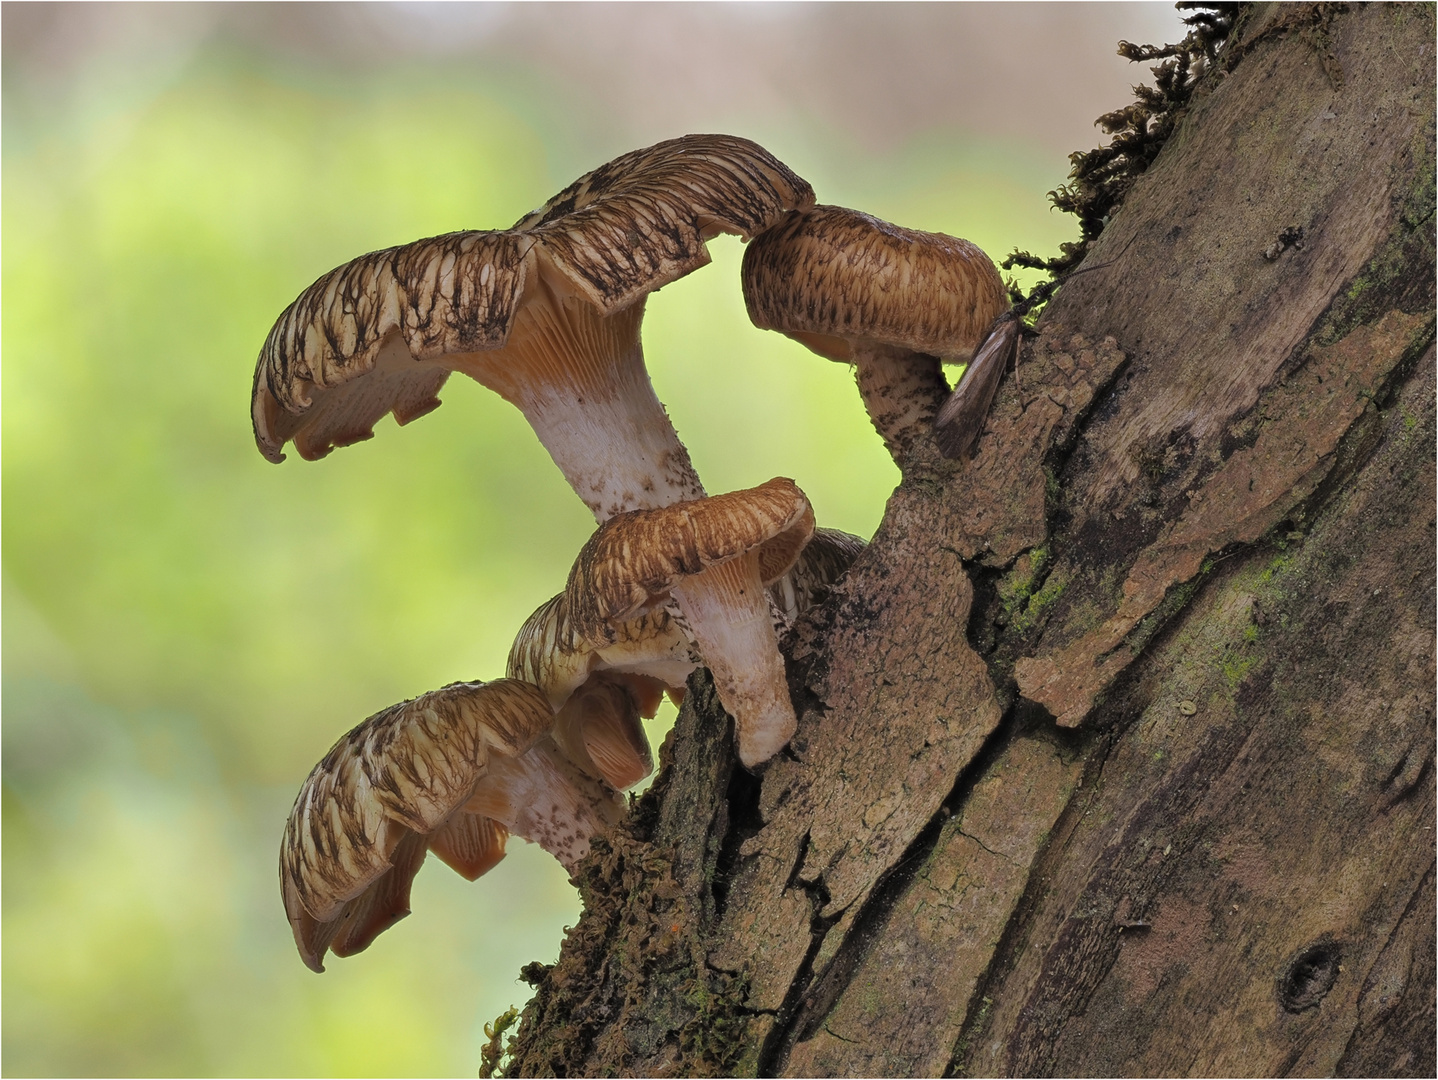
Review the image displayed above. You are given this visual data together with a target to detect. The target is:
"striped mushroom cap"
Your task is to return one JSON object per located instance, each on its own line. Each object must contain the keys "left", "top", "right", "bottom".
{"left": 768, "top": 526, "right": 868, "bottom": 623}
{"left": 743, "top": 204, "right": 1013, "bottom": 461}
{"left": 252, "top": 134, "right": 814, "bottom": 522}
{"left": 562, "top": 477, "right": 815, "bottom": 768}
{"left": 508, "top": 600, "right": 691, "bottom": 790}
{"left": 508, "top": 525, "right": 867, "bottom": 789}
{"left": 280, "top": 678, "right": 621, "bottom": 972}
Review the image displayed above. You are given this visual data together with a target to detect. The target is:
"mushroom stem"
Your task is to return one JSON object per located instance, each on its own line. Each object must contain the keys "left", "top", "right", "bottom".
{"left": 464, "top": 737, "right": 624, "bottom": 871}
{"left": 452, "top": 287, "right": 705, "bottom": 523}
{"left": 852, "top": 343, "right": 950, "bottom": 461}
{"left": 669, "top": 550, "right": 796, "bottom": 769}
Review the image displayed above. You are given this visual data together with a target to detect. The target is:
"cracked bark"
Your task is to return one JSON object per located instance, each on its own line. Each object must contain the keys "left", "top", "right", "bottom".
{"left": 502, "top": 5, "right": 1435, "bottom": 1076}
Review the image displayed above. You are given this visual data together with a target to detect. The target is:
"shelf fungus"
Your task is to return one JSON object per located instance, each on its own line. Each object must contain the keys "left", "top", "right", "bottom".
{"left": 559, "top": 477, "right": 816, "bottom": 769}
{"left": 742, "top": 204, "right": 1017, "bottom": 461}
{"left": 252, "top": 134, "right": 814, "bottom": 522}
{"left": 279, "top": 679, "right": 623, "bottom": 972}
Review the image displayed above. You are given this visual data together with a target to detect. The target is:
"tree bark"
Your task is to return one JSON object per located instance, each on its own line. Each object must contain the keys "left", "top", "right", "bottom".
{"left": 502, "top": 5, "right": 1436, "bottom": 1075}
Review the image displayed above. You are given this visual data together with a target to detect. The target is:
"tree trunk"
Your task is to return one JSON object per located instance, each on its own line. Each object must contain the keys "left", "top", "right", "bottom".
{"left": 502, "top": 5, "right": 1436, "bottom": 1075}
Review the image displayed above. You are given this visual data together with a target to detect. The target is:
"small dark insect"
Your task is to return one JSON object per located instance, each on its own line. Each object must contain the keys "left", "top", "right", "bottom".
{"left": 933, "top": 311, "right": 1021, "bottom": 460}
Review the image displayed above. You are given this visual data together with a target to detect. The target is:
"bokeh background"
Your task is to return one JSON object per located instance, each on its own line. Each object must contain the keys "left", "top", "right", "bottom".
{"left": 3, "top": 3, "right": 1182, "bottom": 1074}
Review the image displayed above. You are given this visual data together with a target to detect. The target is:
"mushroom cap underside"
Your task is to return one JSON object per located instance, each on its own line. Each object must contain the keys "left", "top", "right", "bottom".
{"left": 562, "top": 477, "right": 816, "bottom": 639}
{"left": 253, "top": 133, "right": 814, "bottom": 463}
{"left": 742, "top": 203, "right": 1008, "bottom": 362}
{"left": 279, "top": 678, "right": 553, "bottom": 969}
{"left": 508, "top": 594, "right": 695, "bottom": 707}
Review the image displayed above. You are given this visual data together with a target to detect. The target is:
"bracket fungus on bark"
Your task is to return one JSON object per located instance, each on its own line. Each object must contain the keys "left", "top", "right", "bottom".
{"left": 279, "top": 678, "right": 623, "bottom": 973}
{"left": 251, "top": 134, "right": 815, "bottom": 522}
{"left": 742, "top": 203, "right": 1016, "bottom": 461}
{"left": 561, "top": 477, "right": 816, "bottom": 769}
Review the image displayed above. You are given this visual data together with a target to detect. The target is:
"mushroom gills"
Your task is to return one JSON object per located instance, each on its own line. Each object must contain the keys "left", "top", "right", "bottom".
{"left": 448, "top": 265, "right": 706, "bottom": 523}
{"left": 277, "top": 332, "right": 449, "bottom": 462}
{"left": 427, "top": 813, "right": 509, "bottom": 881}
{"left": 552, "top": 674, "right": 659, "bottom": 790}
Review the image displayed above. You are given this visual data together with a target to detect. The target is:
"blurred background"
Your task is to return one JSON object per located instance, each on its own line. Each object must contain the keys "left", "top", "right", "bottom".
{"left": 3, "top": 3, "right": 1181, "bottom": 1074}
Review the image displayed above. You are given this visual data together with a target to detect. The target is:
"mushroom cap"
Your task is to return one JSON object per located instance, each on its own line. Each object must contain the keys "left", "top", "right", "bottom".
{"left": 563, "top": 477, "right": 816, "bottom": 639}
{"left": 507, "top": 594, "right": 696, "bottom": 713}
{"left": 279, "top": 678, "right": 553, "bottom": 971}
{"left": 253, "top": 134, "right": 815, "bottom": 463}
{"left": 769, "top": 526, "right": 867, "bottom": 623}
{"left": 742, "top": 204, "right": 1008, "bottom": 364}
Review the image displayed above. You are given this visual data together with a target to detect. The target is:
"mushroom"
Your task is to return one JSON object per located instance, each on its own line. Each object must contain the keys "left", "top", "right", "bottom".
{"left": 509, "top": 525, "right": 869, "bottom": 784}
{"left": 508, "top": 600, "right": 689, "bottom": 790}
{"left": 253, "top": 134, "right": 815, "bottom": 522}
{"left": 561, "top": 477, "right": 815, "bottom": 769}
{"left": 768, "top": 526, "right": 868, "bottom": 624}
{"left": 741, "top": 204, "right": 1016, "bottom": 462}
{"left": 280, "top": 678, "right": 622, "bottom": 972}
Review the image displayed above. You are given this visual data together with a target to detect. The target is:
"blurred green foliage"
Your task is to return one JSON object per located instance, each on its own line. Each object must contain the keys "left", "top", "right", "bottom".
{"left": 3, "top": 44, "right": 1074, "bottom": 1077}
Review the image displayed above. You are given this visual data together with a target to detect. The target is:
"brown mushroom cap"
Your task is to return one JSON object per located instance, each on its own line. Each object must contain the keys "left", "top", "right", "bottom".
{"left": 742, "top": 204, "right": 1007, "bottom": 364}
{"left": 555, "top": 477, "right": 815, "bottom": 767}
{"left": 564, "top": 477, "right": 815, "bottom": 636}
{"left": 253, "top": 134, "right": 815, "bottom": 468}
{"left": 508, "top": 597, "right": 695, "bottom": 713}
{"left": 280, "top": 678, "right": 560, "bottom": 972}
{"left": 507, "top": 597, "right": 687, "bottom": 790}
{"left": 768, "top": 526, "right": 867, "bottom": 623}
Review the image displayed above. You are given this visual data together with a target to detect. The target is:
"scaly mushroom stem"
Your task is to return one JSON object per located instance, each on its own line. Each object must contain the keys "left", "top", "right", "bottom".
{"left": 464, "top": 737, "right": 624, "bottom": 871}
{"left": 852, "top": 342, "right": 950, "bottom": 461}
{"left": 453, "top": 284, "right": 705, "bottom": 523}
{"left": 669, "top": 550, "right": 796, "bottom": 768}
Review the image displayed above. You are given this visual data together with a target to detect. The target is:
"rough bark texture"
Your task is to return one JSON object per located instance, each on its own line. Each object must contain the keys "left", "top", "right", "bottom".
{"left": 500, "top": 5, "right": 1436, "bottom": 1076}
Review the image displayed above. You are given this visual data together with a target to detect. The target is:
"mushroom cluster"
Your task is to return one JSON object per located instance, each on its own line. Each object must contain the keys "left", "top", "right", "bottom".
{"left": 256, "top": 134, "right": 1012, "bottom": 969}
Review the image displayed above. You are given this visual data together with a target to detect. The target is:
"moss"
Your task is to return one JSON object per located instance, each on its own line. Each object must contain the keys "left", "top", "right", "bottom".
{"left": 674, "top": 971, "right": 752, "bottom": 1074}
{"left": 1258, "top": 552, "right": 1295, "bottom": 585}
{"left": 949, "top": 995, "right": 996, "bottom": 1076}
{"left": 1009, "top": 562, "right": 1070, "bottom": 636}
{"left": 1123, "top": 570, "right": 1208, "bottom": 657}
{"left": 1003, "top": 4, "right": 1240, "bottom": 320}
{"left": 480, "top": 1007, "right": 521, "bottom": 1079}
{"left": 1218, "top": 649, "right": 1261, "bottom": 691}
{"left": 997, "top": 546, "right": 1050, "bottom": 620}
{"left": 1316, "top": 123, "right": 1437, "bottom": 347}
